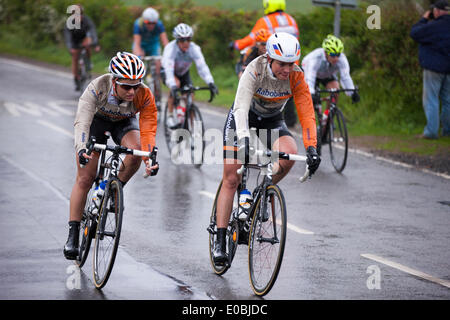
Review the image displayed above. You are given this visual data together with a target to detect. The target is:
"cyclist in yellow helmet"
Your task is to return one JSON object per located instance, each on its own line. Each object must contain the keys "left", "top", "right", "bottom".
{"left": 302, "top": 34, "right": 359, "bottom": 105}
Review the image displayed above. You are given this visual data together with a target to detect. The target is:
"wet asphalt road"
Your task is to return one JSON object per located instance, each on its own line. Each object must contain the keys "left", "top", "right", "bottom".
{"left": 0, "top": 57, "right": 449, "bottom": 300}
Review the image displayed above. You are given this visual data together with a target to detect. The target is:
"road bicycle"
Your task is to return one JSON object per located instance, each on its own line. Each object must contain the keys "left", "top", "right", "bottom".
{"left": 207, "top": 148, "right": 310, "bottom": 296}
{"left": 77, "top": 47, "right": 91, "bottom": 94}
{"left": 142, "top": 56, "right": 162, "bottom": 121}
{"left": 75, "top": 133, "right": 158, "bottom": 289}
{"left": 313, "top": 88, "right": 358, "bottom": 173}
{"left": 163, "top": 84, "right": 215, "bottom": 168}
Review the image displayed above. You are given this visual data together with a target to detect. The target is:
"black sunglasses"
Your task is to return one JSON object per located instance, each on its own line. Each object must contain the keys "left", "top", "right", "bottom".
{"left": 177, "top": 37, "right": 191, "bottom": 43}
{"left": 116, "top": 80, "right": 142, "bottom": 91}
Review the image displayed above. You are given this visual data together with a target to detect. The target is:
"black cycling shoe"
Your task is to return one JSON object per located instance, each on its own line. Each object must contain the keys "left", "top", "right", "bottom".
{"left": 213, "top": 228, "right": 227, "bottom": 266}
{"left": 63, "top": 221, "right": 80, "bottom": 260}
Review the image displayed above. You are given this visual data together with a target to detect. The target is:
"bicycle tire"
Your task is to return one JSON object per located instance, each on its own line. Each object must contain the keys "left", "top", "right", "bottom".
{"left": 163, "top": 102, "right": 177, "bottom": 154}
{"left": 186, "top": 104, "right": 205, "bottom": 168}
{"left": 93, "top": 177, "right": 123, "bottom": 289}
{"left": 328, "top": 107, "right": 348, "bottom": 173}
{"left": 208, "top": 181, "right": 239, "bottom": 275}
{"left": 314, "top": 106, "right": 322, "bottom": 156}
{"left": 248, "top": 184, "right": 287, "bottom": 296}
{"left": 75, "top": 183, "right": 97, "bottom": 268}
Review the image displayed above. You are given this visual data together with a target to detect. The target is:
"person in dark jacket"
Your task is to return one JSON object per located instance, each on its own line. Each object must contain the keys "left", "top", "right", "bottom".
{"left": 64, "top": 4, "right": 101, "bottom": 91}
{"left": 410, "top": 0, "right": 450, "bottom": 139}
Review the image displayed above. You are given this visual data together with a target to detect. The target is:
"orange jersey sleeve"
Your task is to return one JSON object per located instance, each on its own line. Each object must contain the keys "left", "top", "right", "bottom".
{"left": 134, "top": 87, "right": 157, "bottom": 160}
{"left": 290, "top": 70, "right": 317, "bottom": 149}
{"left": 235, "top": 18, "right": 268, "bottom": 51}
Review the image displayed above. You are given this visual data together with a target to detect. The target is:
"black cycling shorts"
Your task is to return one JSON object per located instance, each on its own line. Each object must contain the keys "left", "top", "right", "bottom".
{"left": 223, "top": 106, "right": 293, "bottom": 159}
{"left": 160, "top": 69, "right": 192, "bottom": 88}
{"left": 89, "top": 115, "right": 140, "bottom": 146}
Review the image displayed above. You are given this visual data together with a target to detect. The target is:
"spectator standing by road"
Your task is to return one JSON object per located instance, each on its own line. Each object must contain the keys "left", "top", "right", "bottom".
{"left": 410, "top": 0, "right": 450, "bottom": 139}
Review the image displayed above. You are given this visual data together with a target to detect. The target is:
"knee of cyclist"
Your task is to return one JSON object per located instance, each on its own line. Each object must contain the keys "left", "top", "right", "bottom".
{"left": 223, "top": 175, "right": 240, "bottom": 190}
{"left": 77, "top": 175, "right": 95, "bottom": 190}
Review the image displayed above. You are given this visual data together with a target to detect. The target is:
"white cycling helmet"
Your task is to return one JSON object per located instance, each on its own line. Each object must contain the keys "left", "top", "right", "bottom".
{"left": 266, "top": 32, "right": 301, "bottom": 63}
{"left": 142, "top": 7, "right": 159, "bottom": 23}
{"left": 109, "top": 52, "right": 145, "bottom": 80}
{"left": 173, "top": 23, "right": 194, "bottom": 39}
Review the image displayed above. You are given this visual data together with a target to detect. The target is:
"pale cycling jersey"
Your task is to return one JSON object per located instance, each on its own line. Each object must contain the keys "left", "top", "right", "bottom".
{"left": 233, "top": 54, "right": 317, "bottom": 149}
{"left": 301, "top": 48, "right": 355, "bottom": 96}
{"left": 161, "top": 40, "right": 214, "bottom": 89}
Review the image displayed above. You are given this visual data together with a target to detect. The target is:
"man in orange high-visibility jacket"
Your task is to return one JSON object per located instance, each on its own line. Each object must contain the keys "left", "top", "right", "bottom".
{"left": 230, "top": 0, "right": 299, "bottom": 52}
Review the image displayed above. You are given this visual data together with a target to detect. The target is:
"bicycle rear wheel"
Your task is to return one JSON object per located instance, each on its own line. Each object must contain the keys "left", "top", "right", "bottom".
{"left": 248, "top": 184, "right": 286, "bottom": 296}
{"left": 328, "top": 107, "right": 348, "bottom": 173}
{"left": 93, "top": 178, "right": 123, "bottom": 289}
{"left": 186, "top": 104, "right": 204, "bottom": 168}
{"left": 208, "top": 181, "right": 239, "bottom": 275}
{"left": 75, "top": 183, "right": 97, "bottom": 268}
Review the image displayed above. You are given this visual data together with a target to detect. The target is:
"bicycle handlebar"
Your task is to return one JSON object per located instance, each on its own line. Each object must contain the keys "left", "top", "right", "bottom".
{"left": 236, "top": 149, "right": 310, "bottom": 183}
{"left": 83, "top": 135, "right": 159, "bottom": 178}
{"left": 316, "top": 88, "right": 358, "bottom": 94}
{"left": 174, "top": 85, "right": 215, "bottom": 103}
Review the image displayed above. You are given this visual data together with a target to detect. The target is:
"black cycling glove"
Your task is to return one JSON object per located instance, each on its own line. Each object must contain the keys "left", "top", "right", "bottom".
{"left": 306, "top": 146, "right": 321, "bottom": 175}
{"left": 209, "top": 83, "right": 219, "bottom": 96}
{"left": 237, "top": 137, "right": 250, "bottom": 164}
{"left": 78, "top": 149, "right": 89, "bottom": 166}
{"left": 351, "top": 91, "right": 360, "bottom": 104}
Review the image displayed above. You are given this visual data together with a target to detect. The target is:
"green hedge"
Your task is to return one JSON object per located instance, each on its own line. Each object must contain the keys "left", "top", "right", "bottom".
{"left": 0, "top": 0, "right": 427, "bottom": 133}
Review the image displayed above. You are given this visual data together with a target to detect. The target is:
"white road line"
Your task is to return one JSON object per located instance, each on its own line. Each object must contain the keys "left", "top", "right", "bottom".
{"left": 1, "top": 155, "right": 69, "bottom": 205}
{"left": 199, "top": 190, "right": 314, "bottom": 235}
{"left": 361, "top": 253, "right": 450, "bottom": 289}
{"left": 37, "top": 119, "right": 73, "bottom": 138}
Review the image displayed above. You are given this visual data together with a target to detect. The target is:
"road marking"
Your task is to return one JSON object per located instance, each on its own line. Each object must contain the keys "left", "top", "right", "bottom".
{"left": 37, "top": 119, "right": 74, "bottom": 138}
{"left": 199, "top": 190, "right": 314, "bottom": 235}
{"left": 1, "top": 155, "right": 69, "bottom": 205}
{"left": 361, "top": 253, "right": 450, "bottom": 289}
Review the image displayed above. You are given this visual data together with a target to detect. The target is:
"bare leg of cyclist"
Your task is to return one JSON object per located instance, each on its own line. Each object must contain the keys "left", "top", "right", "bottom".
{"left": 65, "top": 151, "right": 99, "bottom": 259}
{"left": 71, "top": 48, "right": 81, "bottom": 86}
{"left": 271, "top": 135, "right": 297, "bottom": 184}
{"left": 117, "top": 130, "right": 142, "bottom": 185}
{"left": 216, "top": 161, "right": 242, "bottom": 228}
{"left": 69, "top": 152, "right": 99, "bottom": 222}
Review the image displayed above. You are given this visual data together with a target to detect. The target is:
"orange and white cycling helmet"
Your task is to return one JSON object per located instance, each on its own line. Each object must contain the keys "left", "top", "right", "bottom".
{"left": 266, "top": 32, "right": 300, "bottom": 63}
{"left": 254, "top": 29, "right": 271, "bottom": 43}
{"left": 109, "top": 52, "right": 145, "bottom": 80}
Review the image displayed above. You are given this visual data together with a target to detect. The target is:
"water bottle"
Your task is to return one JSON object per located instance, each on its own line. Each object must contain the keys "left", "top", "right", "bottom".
{"left": 176, "top": 105, "right": 186, "bottom": 124}
{"left": 92, "top": 180, "right": 107, "bottom": 210}
{"left": 322, "top": 109, "right": 329, "bottom": 126}
{"left": 238, "top": 189, "right": 252, "bottom": 221}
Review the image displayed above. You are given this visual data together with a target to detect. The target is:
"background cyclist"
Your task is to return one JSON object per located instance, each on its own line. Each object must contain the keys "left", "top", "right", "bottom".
{"left": 64, "top": 4, "right": 100, "bottom": 91}
{"left": 161, "top": 23, "right": 219, "bottom": 129}
{"left": 235, "top": 29, "right": 272, "bottom": 79}
{"left": 302, "top": 34, "right": 360, "bottom": 107}
{"left": 132, "top": 7, "right": 169, "bottom": 113}
{"left": 213, "top": 33, "right": 321, "bottom": 265}
{"left": 63, "top": 52, "right": 159, "bottom": 260}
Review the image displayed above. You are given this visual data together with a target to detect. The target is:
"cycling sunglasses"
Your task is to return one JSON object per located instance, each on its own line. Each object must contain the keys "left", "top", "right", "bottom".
{"left": 116, "top": 80, "right": 142, "bottom": 91}
{"left": 177, "top": 37, "right": 191, "bottom": 43}
{"left": 329, "top": 52, "right": 341, "bottom": 57}
{"left": 144, "top": 20, "right": 156, "bottom": 25}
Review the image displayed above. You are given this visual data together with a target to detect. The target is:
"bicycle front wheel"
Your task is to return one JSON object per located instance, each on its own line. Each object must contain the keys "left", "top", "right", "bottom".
{"left": 328, "top": 107, "right": 348, "bottom": 173}
{"left": 93, "top": 178, "right": 123, "bottom": 289}
{"left": 248, "top": 184, "right": 286, "bottom": 296}
{"left": 186, "top": 104, "right": 205, "bottom": 168}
